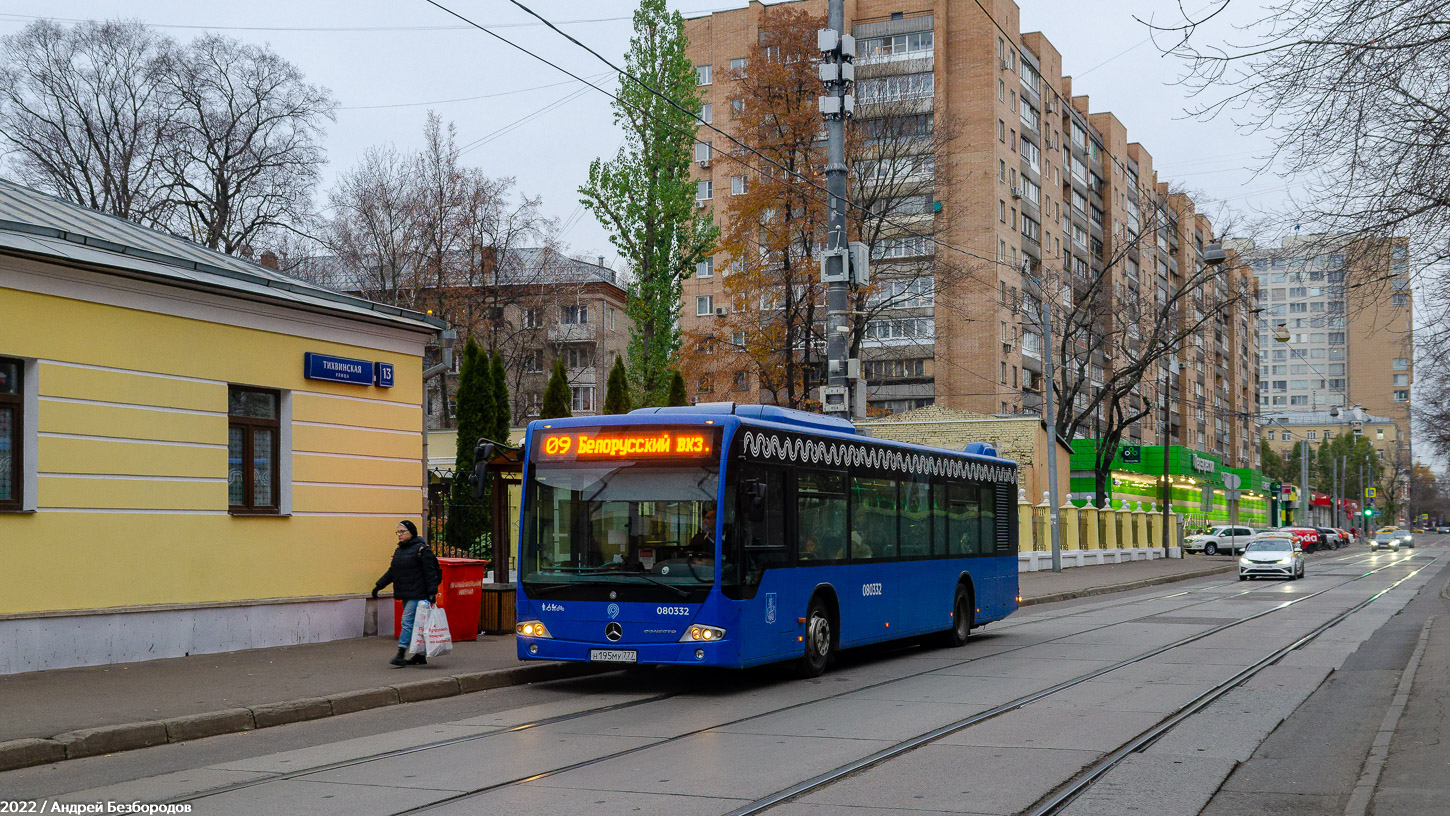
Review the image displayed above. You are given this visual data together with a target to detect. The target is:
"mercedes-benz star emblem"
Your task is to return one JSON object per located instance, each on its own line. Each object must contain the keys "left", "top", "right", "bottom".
{"left": 605, "top": 622, "right": 623, "bottom": 642}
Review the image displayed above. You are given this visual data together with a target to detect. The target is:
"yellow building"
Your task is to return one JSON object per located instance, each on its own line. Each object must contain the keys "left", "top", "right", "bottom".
{"left": 0, "top": 180, "right": 440, "bottom": 673}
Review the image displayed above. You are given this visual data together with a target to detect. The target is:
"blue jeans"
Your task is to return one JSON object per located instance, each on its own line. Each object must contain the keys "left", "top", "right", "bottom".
{"left": 398, "top": 600, "right": 423, "bottom": 649}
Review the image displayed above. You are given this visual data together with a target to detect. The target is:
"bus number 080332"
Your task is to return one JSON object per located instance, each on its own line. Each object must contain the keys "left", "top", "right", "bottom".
{"left": 657, "top": 606, "right": 691, "bottom": 616}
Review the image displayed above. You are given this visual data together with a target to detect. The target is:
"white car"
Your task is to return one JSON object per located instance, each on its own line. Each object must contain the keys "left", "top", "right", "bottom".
{"left": 1184, "top": 525, "right": 1258, "bottom": 556}
{"left": 1239, "top": 537, "right": 1305, "bottom": 580}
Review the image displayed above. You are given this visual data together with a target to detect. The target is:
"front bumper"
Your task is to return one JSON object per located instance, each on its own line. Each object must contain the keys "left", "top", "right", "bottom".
{"left": 517, "top": 637, "right": 740, "bottom": 668}
{"left": 1240, "top": 562, "right": 1295, "bottom": 578}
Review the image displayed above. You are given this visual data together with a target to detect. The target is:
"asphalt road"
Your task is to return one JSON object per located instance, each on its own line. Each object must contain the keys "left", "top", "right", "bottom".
{"left": 3, "top": 542, "right": 1444, "bottom": 816}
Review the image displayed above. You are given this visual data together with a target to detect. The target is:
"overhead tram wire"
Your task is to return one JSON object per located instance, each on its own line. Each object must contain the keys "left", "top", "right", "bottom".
{"left": 339, "top": 72, "right": 614, "bottom": 111}
{"left": 422, "top": 0, "right": 1036, "bottom": 279}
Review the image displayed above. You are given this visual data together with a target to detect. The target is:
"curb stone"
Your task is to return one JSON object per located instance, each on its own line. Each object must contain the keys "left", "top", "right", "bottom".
{"left": 327, "top": 686, "right": 400, "bottom": 715}
{"left": 0, "top": 738, "right": 65, "bottom": 772}
{"left": 392, "top": 677, "right": 462, "bottom": 703}
{"left": 250, "top": 697, "right": 334, "bottom": 729}
{"left": 1021, "top": 563, "right": 1236, "bottom": 607}
{"left": 161, "top": 709, "right": 255, "bottom": 742}
{"left": 53, "top": 722, "right": 168, "bottom": 759}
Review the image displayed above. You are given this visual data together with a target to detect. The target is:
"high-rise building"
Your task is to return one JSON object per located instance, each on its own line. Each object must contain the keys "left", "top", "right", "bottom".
{"left": 1230, "top": 233, "right": 1413, "bottom": 503}
{"left": 680, "top": 0, "right": 1257, "bottom": 469}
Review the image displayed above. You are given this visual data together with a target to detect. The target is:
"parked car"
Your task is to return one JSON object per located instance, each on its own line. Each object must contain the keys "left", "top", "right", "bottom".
{"left": 1337, "top": 528, "right": 1358, "bottom": 547}
{"left": 1239, "top": 536, "right": 1305, "bottom": 581}
{"left": 1314, "top": 527, "right": 1346, "bottom": 550}
{"left": 1370, "top": 531, "right": 1402, "bottom": 552}
{"left": 1183, "top": 525, "right": 1258, "bottom": 555}
{"left": 1280, "top": 527, "right": 1323, "bottom": 553}
{"left": 1436, "top": 525, "right": 1450, "bottom": 534}
{"left": 1396, "top": 529, "right": 1415, "bottom": 548}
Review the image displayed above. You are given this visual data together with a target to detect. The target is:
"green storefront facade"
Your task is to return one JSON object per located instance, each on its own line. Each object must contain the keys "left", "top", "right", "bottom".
{"left": 1069, "top": 441, "right": 1271, "bottom": 528}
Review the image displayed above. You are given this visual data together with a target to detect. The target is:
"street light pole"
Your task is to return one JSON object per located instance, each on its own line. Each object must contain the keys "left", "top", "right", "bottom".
{"left": 1161, "top": 358, "right": 1176, "bottom": 559}
{"left": 1039, "top": 291, "right": 1063, "bottom": 571}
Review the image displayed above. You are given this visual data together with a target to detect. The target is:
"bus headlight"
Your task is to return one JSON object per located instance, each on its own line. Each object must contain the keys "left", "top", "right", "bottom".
{"left": 516, "top": 620, "right": 552, "bottom": 638}
{"left": 681, "top": 625, "right": 726, "bottom": 642}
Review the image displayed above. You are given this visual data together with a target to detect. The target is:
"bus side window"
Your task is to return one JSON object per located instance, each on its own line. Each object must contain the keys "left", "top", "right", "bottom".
{"left": 797, "top": 471, "right": 847, "bottom": 562}
{"left": 850, "top": 476, "right": 898, "bottom": 560}
{"left": 723, "top": 466, "right": 786, "bottom": 597}
{"left": 981, "top": 485, "right": 997, "bottom": 553}
{"left": 946, "top": 483, "right": 981, "bottom": 555}
{"left": 900, "top": 478, "right": 931, "bottom": 557}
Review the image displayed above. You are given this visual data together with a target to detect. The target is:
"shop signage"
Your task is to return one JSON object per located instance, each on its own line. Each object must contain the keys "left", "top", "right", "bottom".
{"left": 375, "top": 362, "right": 395, "bottom": 388}
{"left": 1120, "top": 445, "right": 1141, "bottom": 464}
{"left": 304, "top": 352, "right": 374, "bottom": 385}
{"left": 1190, "top": 453, "right": 1215, "bottom": 474}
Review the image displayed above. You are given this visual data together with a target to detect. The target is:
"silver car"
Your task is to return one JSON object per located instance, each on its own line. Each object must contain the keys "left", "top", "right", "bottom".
{"left": 1239, "top": 537, "right": 1304, "bottom": 581}
{"left": 1370, "top": 532, "right": 1401, "bottom": 552}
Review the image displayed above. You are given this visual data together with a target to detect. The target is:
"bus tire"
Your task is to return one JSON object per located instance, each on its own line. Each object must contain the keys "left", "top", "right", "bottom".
{"left": 797, "top": 598, "right": 834, "bottom": 678}
{"left": 937, "top": 584, "right": 973, "bottom": 647}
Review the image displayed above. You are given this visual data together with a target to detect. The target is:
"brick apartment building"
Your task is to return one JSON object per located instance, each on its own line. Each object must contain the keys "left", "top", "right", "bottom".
{"left": 680, "top": 0, "right": 1259, "bottom": 469}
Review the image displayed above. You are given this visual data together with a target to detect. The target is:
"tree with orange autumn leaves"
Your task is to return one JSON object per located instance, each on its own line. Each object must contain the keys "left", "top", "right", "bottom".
{"left": 680, "top": 6, "right": 980, "bottom": 410}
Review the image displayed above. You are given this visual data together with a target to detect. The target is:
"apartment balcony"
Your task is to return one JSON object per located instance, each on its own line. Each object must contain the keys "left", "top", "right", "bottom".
{"left": 548, "top": 322, "right": 602, "bottom": 343}
{"left": 567, "top": 366, "right": 599, "bottom": 386}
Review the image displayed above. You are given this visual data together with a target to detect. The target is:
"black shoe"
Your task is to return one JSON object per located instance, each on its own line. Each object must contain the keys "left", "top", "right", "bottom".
{"left": 390, "top": 647, "right": 408, "bottom": 667}
{"left": 408, "top": 653, "right": 427, "bottom": 665}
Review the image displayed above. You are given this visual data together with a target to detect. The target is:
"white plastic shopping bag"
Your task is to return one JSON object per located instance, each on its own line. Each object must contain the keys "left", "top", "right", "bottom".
{"left": 424, "top": 602, "right": 453, "bottom": 658}
{"left": 405, "top": 601, "right": 429, "bottom": 658}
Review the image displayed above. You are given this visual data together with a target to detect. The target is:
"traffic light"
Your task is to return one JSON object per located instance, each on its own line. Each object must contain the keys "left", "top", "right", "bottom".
{"left": 1363, "top": 508, "right": 1375, "bottom": 518}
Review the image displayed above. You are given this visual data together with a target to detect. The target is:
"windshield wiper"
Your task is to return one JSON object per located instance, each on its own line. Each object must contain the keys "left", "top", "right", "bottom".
{"left": 526, "top": 568, "right": 694, "bottom": 597}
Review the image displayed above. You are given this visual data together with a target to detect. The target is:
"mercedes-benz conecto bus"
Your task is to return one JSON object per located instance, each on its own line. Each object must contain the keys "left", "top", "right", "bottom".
{"left": 507, "top": 403, "right": 1019, "bottom": 676}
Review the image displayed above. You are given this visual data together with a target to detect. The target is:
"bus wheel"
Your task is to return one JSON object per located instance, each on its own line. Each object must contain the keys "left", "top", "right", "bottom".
{"left": 797, "top": 599, "right": 833, "bottom": 678}
{"left": 938, "top": 585, "right": 973, "bottom": 647}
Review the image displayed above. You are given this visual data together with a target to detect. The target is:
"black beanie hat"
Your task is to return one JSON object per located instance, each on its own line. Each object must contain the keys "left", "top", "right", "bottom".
{"left": 399, "top": 519, "right": 418, "bottom": 537}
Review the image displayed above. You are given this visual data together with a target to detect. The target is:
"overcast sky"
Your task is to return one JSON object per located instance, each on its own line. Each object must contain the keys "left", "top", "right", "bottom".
{"left": 0, "top": 0, "right": 1294, "bottom": 269}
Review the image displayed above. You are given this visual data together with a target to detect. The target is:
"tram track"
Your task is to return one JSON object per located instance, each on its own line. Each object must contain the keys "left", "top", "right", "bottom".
{"left": 158, "top": 548, "right": 1411, "bottom": 811}
{"left": 727, "top": 552, "right": 1442, "bottom": 816}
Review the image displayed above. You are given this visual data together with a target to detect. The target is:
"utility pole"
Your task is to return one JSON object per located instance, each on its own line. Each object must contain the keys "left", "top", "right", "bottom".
{"left": 1341, "top": 454, "right": 1348, "bottom": 528}
{"left": 1300, "top": 435, "right": 1311, "bottom": 526}
{"left": 1161, "top": 358, "right": 1176, "bottom": 559}
{"left": 1039, "top": 291, "right": 1062, "bottom": 571}
{"left": 818, "top": 1, "right": 857, "bottom": 418}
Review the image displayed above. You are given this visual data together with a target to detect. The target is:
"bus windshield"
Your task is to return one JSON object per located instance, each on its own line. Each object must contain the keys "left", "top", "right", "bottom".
{"left": 521, "top": 462, "right": 719, "bottom": 601}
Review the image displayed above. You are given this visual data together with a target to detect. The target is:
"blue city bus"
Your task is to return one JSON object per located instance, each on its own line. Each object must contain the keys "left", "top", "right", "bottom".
{"left": 509, "top": 403, "right": 1019, "bottom": 676}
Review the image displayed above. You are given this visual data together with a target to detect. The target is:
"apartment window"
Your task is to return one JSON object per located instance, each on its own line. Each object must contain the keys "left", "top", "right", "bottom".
{"left": 696, "top": 180, "right": 713, "bottom": 201}
{"left": 696, "top": 256, "right": 714, "bottom": 279}
{"left": 1290, "top": 395, "right": 1309, "bottom": 405}
{"left": 731, "top": 175, "right": 748, "bottom": 196}
{"left": 1392, "top": 293, "right": 1408, "bottom": 307}
{"left": 729, "top": 57, "right": 747, "bottom": 76}
{"left": 730, "top": 97, "right": 745, "bottom": 118}
{"left": 998, "top": 119, "right": 1005, "bottom": 142}
{"left": 695, "top": 140, "right": 712, "bottom": 163}
{"left": 228, "top": 386, "right": 280, "bottom": 514}
{"left": 1328, "top": 332, "right": 1345, "bottom": 345}
{"left": 1307, "top": 431, "right": 1317, "bottom": 440}
{"left": 857, "top": 72, "right": 934, "bottom": 104}
{"left": 732, "top": 330, "right": 747, "bottom": 348}
{"left": 523, "top": 308, "right": 543, "bottom": 329}
{"left": 999, "top": 200, "right": 1006, "bottom": 223}
{"left": 563, "top": 347, "right": 592, "bottom": 369}
{"left": 696, "top": 295, "right": 714, "bottom": 316}
{"left": 608, "top": 307, "right": 617, "bottom": 330}
{"left": 733, "top": 371, "right": 748, "bottom": 391}
{"left": 1281, "top": 431, "right": 1291, "bottom": 441}
{"left": 1392, "top": 357, "right": 1408, "bottom": 370}
{"left": 998, "top": 78, "right": 1004, "bottom": 101}
{"left": 1394, "top": 390, "right": 1409, "bottom": 402}
{"left": 698, "top": 375, "right": 713, "bottom": 394}
{"left": 0, "top": 358, "right": 22, "bottom": 510}
{"left": 999, "top": 160, "right": 1006, "bottom": 182}
{"left": 1394, "top": 373, "right": 1409, "bottom": 386}
{"left": 523, "top": 351, "right": 542, "bottom": 373}
{"left": 859, "top": 30, "right": 934, "bottom": 59}
{"left": 700, "top": 102, "right": 712, "bottom": 124}
{"left": 571, "top": 386, "right": 595, "bottom": 413}
{"left": 696, "top": 64, "right": 712, "bottom": 85}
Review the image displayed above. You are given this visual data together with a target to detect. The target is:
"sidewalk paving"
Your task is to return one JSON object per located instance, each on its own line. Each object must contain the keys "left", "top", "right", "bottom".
{"left": 0, "top": 554, "right": 1234, "bottom": 771}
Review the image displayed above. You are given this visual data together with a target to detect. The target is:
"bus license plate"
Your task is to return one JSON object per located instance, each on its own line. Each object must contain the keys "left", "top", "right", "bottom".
{"left": 589, "top": 649, "right": 637, "bottom": 663}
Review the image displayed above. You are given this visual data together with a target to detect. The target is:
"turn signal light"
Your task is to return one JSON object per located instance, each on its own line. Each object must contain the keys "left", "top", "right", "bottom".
{"left": 681, "top": 624, "right": 726, "bottom": 642}
{"left": 516, "top": 620, "right": 552, "bottom": 638}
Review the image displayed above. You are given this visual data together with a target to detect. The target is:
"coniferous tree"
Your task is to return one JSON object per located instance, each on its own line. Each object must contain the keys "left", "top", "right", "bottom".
{"left": 667, "top": 370, "right": 688, "bottom": 406}
{"left": 541, "top": 358, "right": 572, "bottom": 419}
{"left": 488, "top": 352, "right": 511, "bottom": 443}
{"left": 447, "top": 338, "right": 488, "bottom": 554}
{"left": 604, "top": 356, "right": 632, "bottom": 414}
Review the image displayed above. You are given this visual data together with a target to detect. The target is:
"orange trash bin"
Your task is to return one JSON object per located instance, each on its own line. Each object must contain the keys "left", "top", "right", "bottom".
{"left": 393, "top": 557, "right": 489, "bottom": 642}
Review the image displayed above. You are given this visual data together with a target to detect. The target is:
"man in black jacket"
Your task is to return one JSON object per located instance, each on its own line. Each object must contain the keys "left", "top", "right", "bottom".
{"left": 372, "top": 520, "right": 442, "bottom": 666}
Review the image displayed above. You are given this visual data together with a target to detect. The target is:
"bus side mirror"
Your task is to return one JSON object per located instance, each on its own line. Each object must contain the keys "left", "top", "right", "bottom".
{"left": 471, "top": 441, "right": 496, "bottom": 499}
{"left": 746, "top": 480, "right": 768, "bottom": 522}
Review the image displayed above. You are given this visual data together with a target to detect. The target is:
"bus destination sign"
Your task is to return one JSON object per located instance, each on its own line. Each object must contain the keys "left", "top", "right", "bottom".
{"left": 537, "top": 427, "right": 719, "bottom": 462}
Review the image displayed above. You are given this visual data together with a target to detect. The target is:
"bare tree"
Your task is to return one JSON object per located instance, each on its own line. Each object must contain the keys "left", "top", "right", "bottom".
{"left": 1148, "top": 0, "right": 1450, "bottom": 328}
{"left": 156, "top": 33, "right": 335, "bottom": 254}
{"left": 412, "top": 112, "right": 468, "bottom": 320}
{"left": 0, "top": 19, "right": 171, "bottom": 222}
{"left": 325, "top": 145, "right": 421, "bottom": 308}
